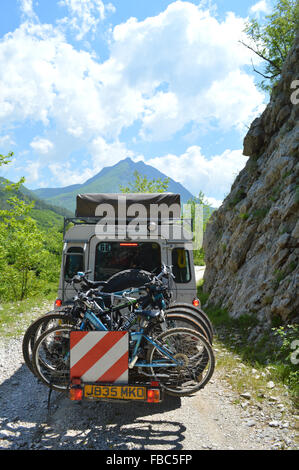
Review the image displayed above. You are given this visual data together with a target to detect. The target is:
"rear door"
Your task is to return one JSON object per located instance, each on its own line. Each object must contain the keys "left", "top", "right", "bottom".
{"left": 166, "top": 243, "right": 197, "bottom": 304}
{"left": 89, "top": 237, "right": 162, "bottom": 281}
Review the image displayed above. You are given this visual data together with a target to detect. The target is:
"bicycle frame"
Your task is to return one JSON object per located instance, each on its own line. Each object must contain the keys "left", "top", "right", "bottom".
{"left": 130, "top": 331, "right": 181, "bottom": 368}
{"left": 79, "top": 309, "right": 108, "bottom": 331}
{"left": 78, "top": 309, "right": 182, "bottom": 369}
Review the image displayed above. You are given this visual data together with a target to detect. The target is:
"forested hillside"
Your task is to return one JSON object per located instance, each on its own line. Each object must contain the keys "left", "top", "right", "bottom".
{"left": 0, "top": 177, "right": 72, "bottom": 230}
{"left": 0, "top": 161, "right": 64, "bottom": 302}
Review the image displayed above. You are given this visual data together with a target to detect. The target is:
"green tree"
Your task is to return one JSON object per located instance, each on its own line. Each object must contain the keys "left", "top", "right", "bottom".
{"left": 240, "top": 0, "right": 299, "bottom": 92}
{"left": 187, "top": 192, "right": 214, "bottom": 266}
{"left": 0, "top": 151, "right": 13, "bottom": 167}
{"left": 0, "top": 218, "right": 47, "bottom": 300}
{"left": 0, "top": 152, "right": 62, "bottom": 301}
{"left": 120, "top": 170, "right": 170, "bottom": 193}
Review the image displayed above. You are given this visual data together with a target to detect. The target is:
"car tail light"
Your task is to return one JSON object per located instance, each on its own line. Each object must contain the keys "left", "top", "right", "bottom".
{"left": 192, "top": 298, "right": 200, "bottom": 307}
{"left": 119, "top": 243, "right": 138, "bottom": 246}
{"left": 147, "top": 389, "right": 160, "bottom": 403}
{"left": 70, "top": 388, "right": 83, "bottom": 401}
{"left": 55, "top": 299, "right": 62, "bottom": 307}
{"left": 70, "top": 378, "right": 83, "bottom": 400}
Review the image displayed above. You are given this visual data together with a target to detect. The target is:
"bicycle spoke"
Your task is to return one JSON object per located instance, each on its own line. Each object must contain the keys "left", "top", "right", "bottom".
{"left": 147, "top": 327, "right": 214, "bottom": 396}
{"left": 32, "top": 326, "right": 75, "bottom": 392}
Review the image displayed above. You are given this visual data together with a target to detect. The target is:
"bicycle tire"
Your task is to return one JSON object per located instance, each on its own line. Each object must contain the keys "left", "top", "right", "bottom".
{"left": 148, "top": 312, "right": 211, "bottom": 342}
{"left": 22, "top": 312, "right": 76, "bottom": 374}
{"left": 167, "top": 303, "right": 214, "bottom": 341}
{"left": 32, "top": 325, "right": 77, "bottom": 392}
{"left": 102, "top": 269, "right": 152, "bottom": 293}
{"left": 102, "top": 270, "right": 214, "bottom": 341}
{"left": 146, "top": 327, "right": 215, "bottom": 397}
{"left": 165, "top": 306, "right": 213, "bottom": 343}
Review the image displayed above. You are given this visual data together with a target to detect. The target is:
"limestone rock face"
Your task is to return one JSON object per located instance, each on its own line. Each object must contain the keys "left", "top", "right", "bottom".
{"left": 203, "top": 35, "right": 299, "bottom": 326}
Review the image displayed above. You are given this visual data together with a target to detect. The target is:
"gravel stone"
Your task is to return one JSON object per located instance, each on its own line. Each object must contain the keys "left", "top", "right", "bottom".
{"left": 0, "top": 304, "right": 298, "bottom": 451}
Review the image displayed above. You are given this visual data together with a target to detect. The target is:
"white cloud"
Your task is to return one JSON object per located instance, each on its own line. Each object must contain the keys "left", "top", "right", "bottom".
{"left": 0, "top": 134, "right": 15, "bottom": 147}
{"left": 89, "top": 136, "right": 134, "bottom": 169}
{"left": 205, "top": 197, "right": 223, "bottom": 209}
{"left": 1, "top": 2, "right": 265, "bottom": 142}
{"left": 147, "top": 146, "right": 248, "bottom": 201}
{"left": 0, "top": 1, "right": 265, "bottom": 190}
{"left": 47, "top": 138, "right": 134, "bottom": 186}
{"left": 107, "top": 2, "right": 265, "bottom": 139}
{"left": 18, "top": 0, "right": 37, "bottom": 19}
{"left": 30, "top": 137, "right": 54, "bottom": 154}
{"left": 249, "top": 0, "right": 271, "bottom": 16}
{"left": 48, "top": 160, "right": 94, "bottom": 185}
{"left": 25, "top": 160, "right": 42, "bottom": 182}
{"left": 0, "top": 21, "right": 105, "bottom": 132}
{"left": 58, "top": 0, "right": 115, "bottom": 40}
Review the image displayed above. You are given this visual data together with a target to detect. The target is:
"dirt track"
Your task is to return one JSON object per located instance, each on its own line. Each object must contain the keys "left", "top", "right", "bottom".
{"left": 0, "top": 327, "right": 297, "bottom": 451}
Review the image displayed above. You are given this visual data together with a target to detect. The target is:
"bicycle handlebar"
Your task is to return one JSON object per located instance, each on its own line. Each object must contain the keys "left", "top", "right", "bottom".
{"left": 68, "top": 264, "right": 174, "bottom": 300}
{"left": 155, "top": 264, "right": 175, "bottom": 280}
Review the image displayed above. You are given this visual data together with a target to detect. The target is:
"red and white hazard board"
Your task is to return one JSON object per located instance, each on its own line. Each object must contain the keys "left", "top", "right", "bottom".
{"left": 70, "top": 331, "right": 129, "bottom": 384}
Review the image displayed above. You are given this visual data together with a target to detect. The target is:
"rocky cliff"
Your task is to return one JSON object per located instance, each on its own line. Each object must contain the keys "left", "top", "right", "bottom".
{"left": 202, "top": 34, "right": 299, "bottom": 328}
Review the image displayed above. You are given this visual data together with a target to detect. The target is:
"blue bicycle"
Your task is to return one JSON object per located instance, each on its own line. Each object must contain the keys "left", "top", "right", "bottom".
{"left": 31, "top": 281, "right": 215, "bottom": 396}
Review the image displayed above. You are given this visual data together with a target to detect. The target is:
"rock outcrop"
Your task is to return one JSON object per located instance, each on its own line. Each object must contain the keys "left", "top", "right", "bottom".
{"left": 202, "top": 35, "right": 299, "bottom": 327}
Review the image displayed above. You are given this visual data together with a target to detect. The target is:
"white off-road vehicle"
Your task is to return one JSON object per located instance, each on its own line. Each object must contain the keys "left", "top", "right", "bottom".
{"left": 55, "top": 193, "right": 200, "bottom": 308}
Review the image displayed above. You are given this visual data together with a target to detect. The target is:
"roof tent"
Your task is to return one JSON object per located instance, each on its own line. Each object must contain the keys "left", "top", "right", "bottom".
{"left": 75, "top": 193, "right": 181, "bottom": 219}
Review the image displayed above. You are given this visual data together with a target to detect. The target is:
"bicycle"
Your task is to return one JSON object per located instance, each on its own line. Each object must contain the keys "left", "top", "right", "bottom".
{"left": 32, "top": 321, "right": 215, "bottom": 396}
{"left": 23, "top": 266, "right": 212, "bottom": 373}
{"left": 74, "top": 266, "right": 214, "bottom": 342}
{"left": 30, "top": 266, "right": 215, "bottom": 395}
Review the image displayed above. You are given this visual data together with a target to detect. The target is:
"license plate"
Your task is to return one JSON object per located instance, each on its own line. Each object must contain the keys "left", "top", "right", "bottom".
{"left": 84, "top": 384, "right": 146, "bottom": 400}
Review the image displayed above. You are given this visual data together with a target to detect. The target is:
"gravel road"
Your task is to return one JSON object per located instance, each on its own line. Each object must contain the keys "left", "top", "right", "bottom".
{"left": 0, "top": 303, "right": 298, "bottom": 451}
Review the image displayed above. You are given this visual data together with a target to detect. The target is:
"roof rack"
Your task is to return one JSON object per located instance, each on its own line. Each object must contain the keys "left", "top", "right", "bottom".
{"left": 63, "top": 216, "right": 193, "bottom": 238}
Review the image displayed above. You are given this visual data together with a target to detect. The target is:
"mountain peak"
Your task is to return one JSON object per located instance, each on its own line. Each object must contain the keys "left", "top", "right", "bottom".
{"left": 33, "top": 158, "right": 194, "bottom": 212}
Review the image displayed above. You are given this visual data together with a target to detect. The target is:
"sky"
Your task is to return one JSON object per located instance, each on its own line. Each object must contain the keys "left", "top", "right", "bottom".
{"left": 0, "top": 0, "right": 273, "bottom": 207}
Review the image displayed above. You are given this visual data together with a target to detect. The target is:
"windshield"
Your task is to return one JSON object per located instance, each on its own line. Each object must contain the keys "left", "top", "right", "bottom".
{"left": 95, "top": 241, "right": 161, "bottom": 280}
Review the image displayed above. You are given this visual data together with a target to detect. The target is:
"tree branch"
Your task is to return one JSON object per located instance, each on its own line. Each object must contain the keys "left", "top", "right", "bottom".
{"left": 239, "top": 40, "right": 282, "bottom": 73}
{"left": 250, "top": 59, "right": 281, "bottom": 80}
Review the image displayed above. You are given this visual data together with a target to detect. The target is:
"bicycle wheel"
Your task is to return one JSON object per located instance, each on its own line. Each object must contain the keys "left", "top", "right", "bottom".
{"left": 146, "top": 327, "right": 215, "bottom": 397}
{"left": 148, "top": 312, "right": 211, "bottom": 342}
{"left": 166, "top": 303, "right": 214, "bottom": 342}
{"left": 22, "top": 312, "right": 77, "bottom": 374}
{"left": 102, "top": 269, "right": 152, "bottom": 293}
{"left": 32, "top": 325, "right": 77, "bottom": 392}
{"left": 165, "top": 308, "right": 212, "bottom": 343}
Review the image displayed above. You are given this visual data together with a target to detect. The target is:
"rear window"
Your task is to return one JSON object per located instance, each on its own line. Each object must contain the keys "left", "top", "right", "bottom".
{"left": 65, "top": 246, "right": 84, "bottom": 280}
{"left": 95, "top": 242, "right": 161, "bottom": 280}
{"left": 172, "top": 248, "right": 191, "bottom": 283}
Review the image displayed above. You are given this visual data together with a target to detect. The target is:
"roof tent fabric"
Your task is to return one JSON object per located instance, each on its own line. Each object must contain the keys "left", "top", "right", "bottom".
{"left": 75, "top": 193, "right": 181, "bottom": 219}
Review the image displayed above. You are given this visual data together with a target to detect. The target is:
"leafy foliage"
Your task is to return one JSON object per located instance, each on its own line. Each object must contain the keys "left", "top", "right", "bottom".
{"left": 0, "top": 153, "right": 62, "bottom": 301}
{"left": 120, "top": 170, "right": 170, "bottom": 193}
{"left": 241, "top": 0, "right": 299, "bottom": 92}
{"left": 187, "top": 192, "right": 214, "bottom": 265}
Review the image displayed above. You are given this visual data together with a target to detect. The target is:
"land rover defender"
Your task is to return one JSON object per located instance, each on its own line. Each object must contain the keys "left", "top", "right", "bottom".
{"left": 55, "top": 193, "right": 199, "bottom": 307}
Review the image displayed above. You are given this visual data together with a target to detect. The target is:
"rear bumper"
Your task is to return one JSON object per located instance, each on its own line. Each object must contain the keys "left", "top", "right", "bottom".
{"left": 69, "top": 379, "right": 163, "bottom": 403}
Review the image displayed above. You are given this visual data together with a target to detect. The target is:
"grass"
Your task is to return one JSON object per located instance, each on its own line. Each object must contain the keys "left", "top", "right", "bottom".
{"left": 251, "top": 207, "right": 270, "bottom": 221}
{"left": 239, "top": 212, "right": 249, "bottom": 221}
{"left": 193, "top": 249, "right": 205, "bottom": 266}
{"left": 0, "top": 290, "right": 56, "bottom": 338}
{"left": 197, "top": 282, "right": 299, "bottom": 409}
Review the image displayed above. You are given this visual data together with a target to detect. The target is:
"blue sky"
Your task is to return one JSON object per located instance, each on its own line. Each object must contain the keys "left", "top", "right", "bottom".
{"left": 0, "top": 0, "right": 272, "bottom": 206}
